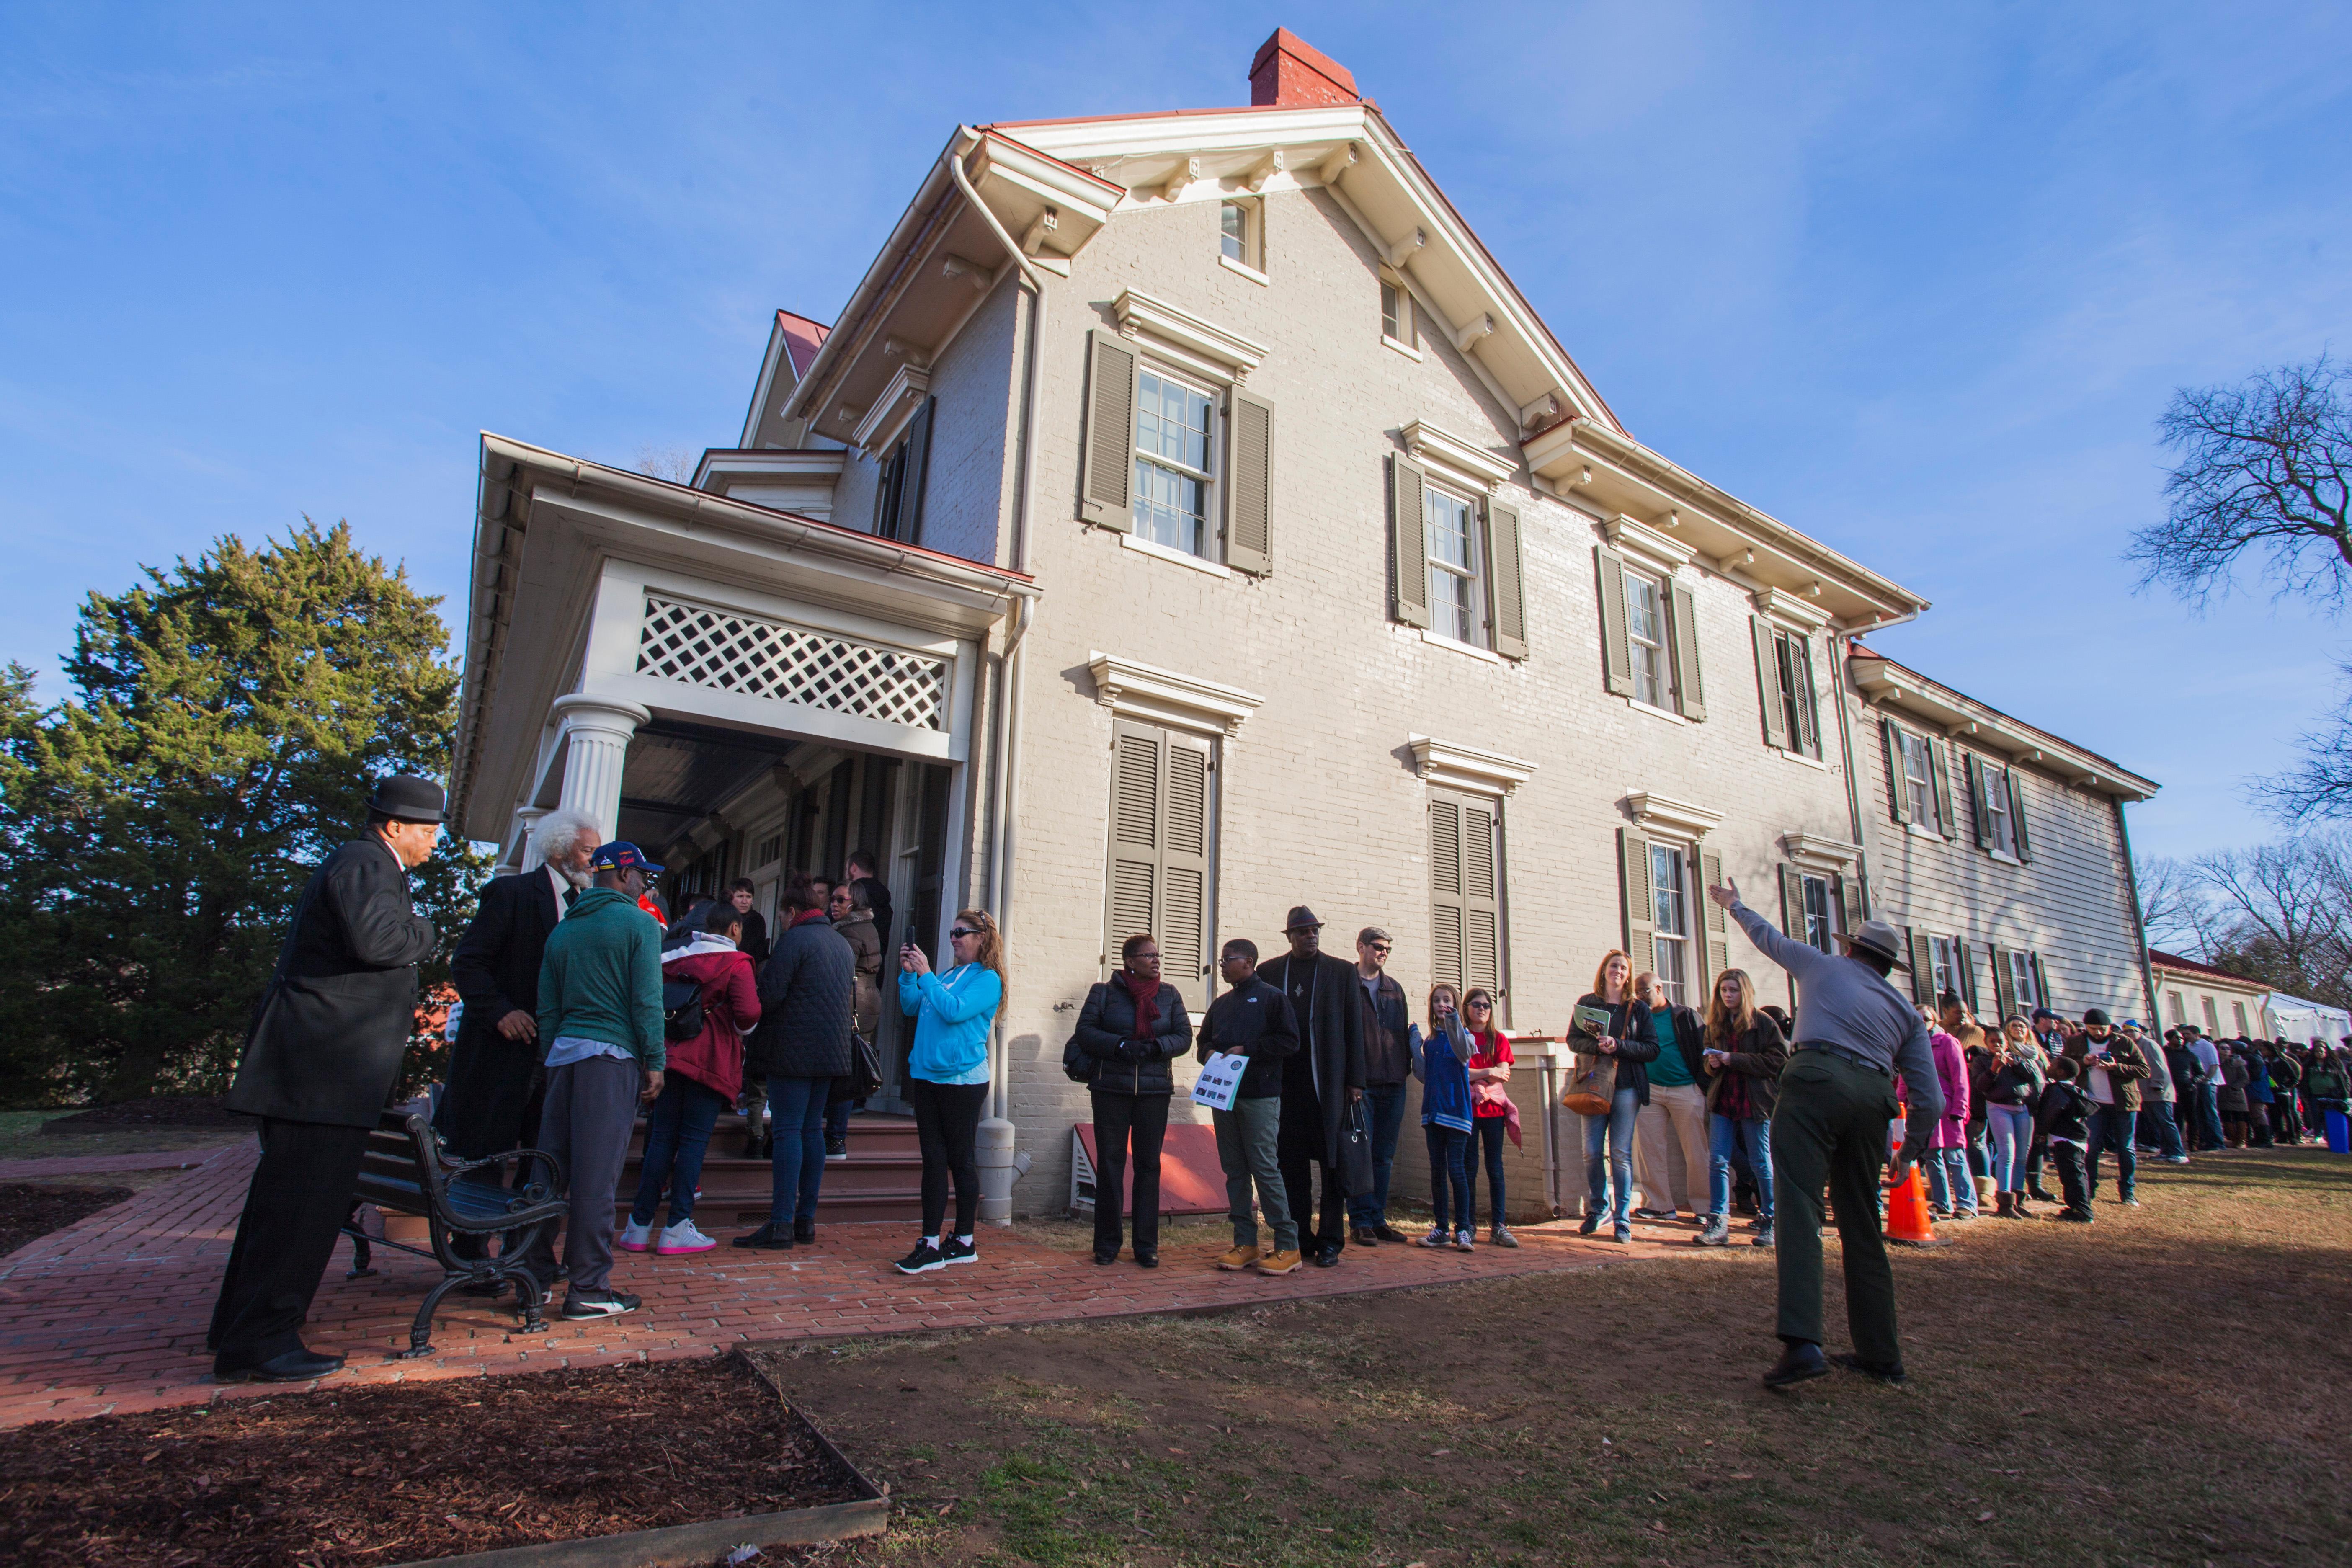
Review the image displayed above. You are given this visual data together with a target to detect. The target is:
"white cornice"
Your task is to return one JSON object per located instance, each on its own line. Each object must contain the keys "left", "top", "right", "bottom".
{"left": 851, "top": 364, "right": 931, "bottom": 454}
{"left": 1781, "top": 832, "right": 1862, "bottom": 873}
{"left": 1400, "top": 420, "right": 1516, "bottom": 493}
{"left": 1622, "top": 790, "right": 1724, "bottom": 840}
{"left": 1603, "top": 514, "right": 1694, "bottom": 575}
{"left": 1087, "top": 651, "right": 1263, "bottom": 738}
{"left": 1409, "top": 735, "right": 1536, "bottom": 797}
{"left": 1112, "top": 289, "right": 1269, "bottom": 385}
{"left": 1753, "top": 586, "right": 1832, "bottom": 632}
{"left": 1848, "top": 655, "right": 2158, "bottom": 802}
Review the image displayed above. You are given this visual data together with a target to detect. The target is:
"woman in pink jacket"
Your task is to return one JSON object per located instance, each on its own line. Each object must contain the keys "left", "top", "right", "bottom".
{"left": 621, "top": 902, "right": 761, "bottom": 1255}
{"left": 1922, "top": 1003, "right": 1975, "bottom": 1220}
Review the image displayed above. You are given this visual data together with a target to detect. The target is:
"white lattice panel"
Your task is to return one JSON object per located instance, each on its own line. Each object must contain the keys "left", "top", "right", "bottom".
{"left": 635, "top": 596, "right": 949, "bottom": 731}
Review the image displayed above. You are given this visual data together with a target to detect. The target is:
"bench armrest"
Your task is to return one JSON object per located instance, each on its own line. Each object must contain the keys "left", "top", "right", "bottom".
{"left": 445, "top": 1146, "right": 568, "bottom": 1202}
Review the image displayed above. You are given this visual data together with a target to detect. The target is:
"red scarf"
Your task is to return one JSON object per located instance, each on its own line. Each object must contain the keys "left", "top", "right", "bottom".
{"left": 1112, "top": 969, "right": 1161, "bottom": 1041}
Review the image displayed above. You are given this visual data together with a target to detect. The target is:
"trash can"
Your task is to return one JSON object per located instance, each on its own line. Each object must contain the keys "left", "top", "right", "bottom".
{"left": 2325, "top": 1109, "right": 2350, "bottom": 1154}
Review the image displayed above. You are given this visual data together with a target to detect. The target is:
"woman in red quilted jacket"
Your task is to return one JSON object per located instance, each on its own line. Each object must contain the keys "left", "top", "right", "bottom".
{"left": 622, "top": 902, "right": 761, "bottom": 1256}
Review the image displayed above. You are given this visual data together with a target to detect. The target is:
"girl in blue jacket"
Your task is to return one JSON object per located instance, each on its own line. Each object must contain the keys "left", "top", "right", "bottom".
{"left": 893, "top": 909, "right": 1007, "bottom": 1275}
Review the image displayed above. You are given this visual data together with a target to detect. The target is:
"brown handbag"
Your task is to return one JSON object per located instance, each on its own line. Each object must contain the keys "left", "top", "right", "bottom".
{"left": 1563, "top": 1052, "right": 1619, "bottom": 1116}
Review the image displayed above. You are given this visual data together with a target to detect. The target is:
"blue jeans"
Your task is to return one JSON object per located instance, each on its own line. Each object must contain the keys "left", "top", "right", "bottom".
{"left": 2086, "top": 1104, "right": 2137, "bottom": 1199}
{"left": 1349, "top": 1083, "right": 1411, "bottom": 1227}
{"left": 1709, "top": 1114, "right": 1773, "bottom": 1222}
{"left": 2139, "top": 1098, "right": 2187, "bottom": 1159}
{"left": 1925, "top": 1146, "right": 1975, "bottom": 1213}
{"left": 766, "top": 1075, "right": 831, "bottom": 1227}
{"left": 1583, "top": 1088, "right": 1639, "bottom": 1225}
{"left": 1988, "top": 1103, "right": 2033, "bottom": 1191}
{"left": 629, "top": 1073, "right": 728, "bottom": 1227}
{"left": 1467, "top": 1116, "right": 1508, "bottom": 1229}
{"left": 2193, "top": 1083, "right": 2224, "bottom": 1150}
{"left": 825, "top": 1092, "right": 853, "bottom": 1144}
{"left": 1424, "top": 1123, "right": 1471, "bottom": 1233}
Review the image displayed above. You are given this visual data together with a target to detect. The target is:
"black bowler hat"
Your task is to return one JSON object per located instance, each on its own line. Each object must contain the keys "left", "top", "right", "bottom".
{"left": 368, "top": 774, "right": 447, "bottom": 824}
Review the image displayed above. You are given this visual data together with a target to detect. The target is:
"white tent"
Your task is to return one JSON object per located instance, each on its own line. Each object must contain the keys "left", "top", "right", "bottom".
{"left": 2265, "top": 990, "right": 2352, "bottom": 1044}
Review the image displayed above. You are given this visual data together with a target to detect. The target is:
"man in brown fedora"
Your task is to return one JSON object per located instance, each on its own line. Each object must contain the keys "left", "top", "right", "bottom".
{"left": 1255, "top": 906, "right": 1366, "bottom": 1268}
{"left": 1708, "top": 878, "right": 1942, "bottom": 1390}
{"left": 208, "top": 774, "right": 444, "bottom": 1382}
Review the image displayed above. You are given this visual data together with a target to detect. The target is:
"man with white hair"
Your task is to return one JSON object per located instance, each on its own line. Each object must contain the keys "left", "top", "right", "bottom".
{"left": 438, "top": 809, "right": 598, "bottom": 1251}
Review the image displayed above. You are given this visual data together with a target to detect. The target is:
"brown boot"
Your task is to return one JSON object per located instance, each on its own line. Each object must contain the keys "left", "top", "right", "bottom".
{"left": 1994, "top": 1192, "right": 2015, "bottom": 1219}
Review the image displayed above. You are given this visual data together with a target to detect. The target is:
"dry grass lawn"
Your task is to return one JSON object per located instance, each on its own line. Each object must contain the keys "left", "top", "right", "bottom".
{"left": 753, "top": 1145, "right": 2352, "bottom": 1568}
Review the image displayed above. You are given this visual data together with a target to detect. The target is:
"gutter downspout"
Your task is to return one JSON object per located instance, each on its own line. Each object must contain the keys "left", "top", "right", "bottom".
{"left": 2114, "top": 799, "right": 2164, "bottom": 1030}
{"left": 953, "top": 130, "right": 1044, "bottom": 1224}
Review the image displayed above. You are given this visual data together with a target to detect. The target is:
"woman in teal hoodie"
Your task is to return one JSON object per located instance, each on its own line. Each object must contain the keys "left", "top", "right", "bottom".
{"left": 893, "top": 908, "right": 1006, "bottom": 1275}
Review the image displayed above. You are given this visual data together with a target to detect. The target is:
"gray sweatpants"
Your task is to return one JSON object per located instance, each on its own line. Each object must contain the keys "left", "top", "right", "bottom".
{"left": 1214, "top": 1095, "right": 1295, "bottom": 1252}
{"left": 522, "top": 1054, "right": 640, "bottom": 1293}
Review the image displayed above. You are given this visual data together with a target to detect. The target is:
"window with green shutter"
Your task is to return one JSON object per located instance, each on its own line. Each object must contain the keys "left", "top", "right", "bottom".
{"left": 1101, "top": 719, "right": 1215, "bottom": 1014}
{"left": 1431, "top": 791, "right": 1506, "bottom": 1016}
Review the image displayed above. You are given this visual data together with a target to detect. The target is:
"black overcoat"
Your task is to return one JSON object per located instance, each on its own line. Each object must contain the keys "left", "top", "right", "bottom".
{"left": 436, "top": 867, "right": 564, "bottom": 1158}
{"left": 1256, "top": 950, "right": 1367, "bottom": 1166}
{"left": 227, "top": 837, "right": 438, "bottom": 1128}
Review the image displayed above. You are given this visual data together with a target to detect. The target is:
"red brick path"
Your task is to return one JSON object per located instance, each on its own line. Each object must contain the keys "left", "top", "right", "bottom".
{"left": 0, "top": 1145, "right": 1686, "bottom": 1428}
{"left": 0, "top": 1148, "right": 237, "bottom": 1181}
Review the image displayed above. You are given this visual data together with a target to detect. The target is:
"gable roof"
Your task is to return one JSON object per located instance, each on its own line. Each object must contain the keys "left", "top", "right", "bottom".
{"left": 738, "top": 309, "right": 835, "bottom": 449}
{"left": 2148, "top": 949, "right": 2269, "bottom": 990}
{"left": 1847, "top": 642, "right": 2158, "bottom": 801}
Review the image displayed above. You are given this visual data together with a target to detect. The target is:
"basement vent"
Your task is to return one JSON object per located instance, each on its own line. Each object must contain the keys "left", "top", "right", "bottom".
{"left": 635, "top": 595, "right": 949, "bottom": 731}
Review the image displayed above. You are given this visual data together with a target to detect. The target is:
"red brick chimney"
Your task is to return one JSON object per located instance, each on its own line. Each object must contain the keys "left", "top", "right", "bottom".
{"left": 1249, "top": 28, "right": 1359, "bottom": 108}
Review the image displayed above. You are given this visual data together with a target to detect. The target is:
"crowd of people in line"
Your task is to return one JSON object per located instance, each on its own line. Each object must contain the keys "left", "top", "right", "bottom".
{"left": 202, "top": 774, "right": 2352, "bottom": 1385}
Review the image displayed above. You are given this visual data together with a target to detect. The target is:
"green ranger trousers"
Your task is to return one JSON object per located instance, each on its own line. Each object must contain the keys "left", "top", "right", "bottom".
{"left": 1770, "top": 1049, "right": 1906, "bottom": 1365}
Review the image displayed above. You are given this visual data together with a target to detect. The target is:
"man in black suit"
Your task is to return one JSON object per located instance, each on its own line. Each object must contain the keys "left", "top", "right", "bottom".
{"left": 436, "top": 808, "right": 597, "bottom": 1252}
{"left": 208, "top": 774, "right": 444, "bottom": 1382}
{"left": 1256, "top": 906, "right": 1367, "bottom": 1269}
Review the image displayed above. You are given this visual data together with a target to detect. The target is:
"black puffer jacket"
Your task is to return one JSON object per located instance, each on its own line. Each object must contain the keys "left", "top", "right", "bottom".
{"left": 745, "top": 910, "right": 855, "bottom": 1080}
{"left": 1700, "top": 1012, "right": 1787, "bottom": 1120}
{"left": 1074, "top": 975, "right": 1193, "bottom": 1097}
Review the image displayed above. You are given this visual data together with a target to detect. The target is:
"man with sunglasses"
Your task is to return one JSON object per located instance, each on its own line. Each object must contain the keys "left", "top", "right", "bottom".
{"left": 1349, "top": 927, "right": 1414, "bottom": 1247}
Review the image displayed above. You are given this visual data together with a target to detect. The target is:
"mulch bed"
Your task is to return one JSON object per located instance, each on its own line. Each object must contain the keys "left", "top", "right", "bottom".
{"left": 40, "top": 1096, "right": 245, "bottom": 1132}
{"left": 0, "top": 1354, "right": 864, "bottom": 1568}
{"left": 0, "top": 1183, "right": 133, "bottom": 1257}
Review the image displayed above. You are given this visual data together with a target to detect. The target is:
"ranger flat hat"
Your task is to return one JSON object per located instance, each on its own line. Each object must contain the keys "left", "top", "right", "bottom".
{"left": 367, "top": 774, "right": 447, "bottom": 823}
{"left": 1836, "top": 917, "right": 1907, "bottom": 968}
{"left": 1284, "top": 905, "right": 1323, "bottom": 932}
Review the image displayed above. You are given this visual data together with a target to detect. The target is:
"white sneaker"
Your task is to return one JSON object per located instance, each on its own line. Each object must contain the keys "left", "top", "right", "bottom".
{"left": 656, "top": 1218, "right": 717, "bottom": 1255}
{"left": 617, "top": 1220, "right": 655, "bottom": 1253}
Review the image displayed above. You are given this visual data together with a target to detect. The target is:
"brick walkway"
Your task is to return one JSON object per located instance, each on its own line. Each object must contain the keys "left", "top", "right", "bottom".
{"left": 0, "top": 1145, "right": 1690, "bottom": 1429}
{"left": 0, "top": 1148, "right": 237, "bottom": 1181}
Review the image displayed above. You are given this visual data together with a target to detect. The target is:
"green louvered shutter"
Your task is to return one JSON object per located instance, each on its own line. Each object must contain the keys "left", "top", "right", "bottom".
{"left": 1484, "top": 500, "right": 1529, "bottom": 660}
{"left": 1966, "top": 753, "right": 1993, "bottom": 850}
{"left": 1670, "top": 580, "right": 1706, "bottom": 720}
{"left": 1080, "top": 330, "right": 1137, "bottom": 530}
{"left": 2009, "top": 771, "right": 2034, "bottom": 863}
{"left": 1908, "top": 927, "right": 1937, "bottom": 1006}
{"left": 1927, "top": 736, "right": 1958, "bottom": 841}
{"left": 1620, "top": 827, "right": 1655, "bottom": 965}
{"left": 1430, "top": 794, "right": 1465, "bottom": 991}
{"left": 1702, "top": 846, "right": 1728, "bottom": 987}
{"left": 1225, "top": 389, "right": 1273, "bottom": 575}
{"left": 1753, "top": 617, "right": 1790, "bottom": 751}
{"left": 1389, "top": 455, "right": 1431, "bottom": 628}
{"left": 1883, "top": 718, "right": 1913, "bottom": 825}
{"left": 1596, "top": 547, "right": 1634, "bottom": 696}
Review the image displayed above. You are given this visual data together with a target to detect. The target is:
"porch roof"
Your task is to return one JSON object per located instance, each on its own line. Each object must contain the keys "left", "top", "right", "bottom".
{"left": 451, "top": 433, "right": 1037, "bottom": 842}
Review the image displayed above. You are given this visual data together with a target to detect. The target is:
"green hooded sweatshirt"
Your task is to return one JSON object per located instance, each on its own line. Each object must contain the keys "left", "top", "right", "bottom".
{"left": 534, "top": 885, "right": 665, "bottom": 1071}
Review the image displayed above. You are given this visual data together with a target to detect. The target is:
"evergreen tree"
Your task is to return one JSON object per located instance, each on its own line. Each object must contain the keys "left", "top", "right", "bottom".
{"left": 0, "top": 522, "right": 489, "bottom": 1106}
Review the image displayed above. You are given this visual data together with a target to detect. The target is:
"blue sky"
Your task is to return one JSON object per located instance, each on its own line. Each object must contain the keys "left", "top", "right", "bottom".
{"left": 4, "top": 3, "right": 2347, "bottom": 860}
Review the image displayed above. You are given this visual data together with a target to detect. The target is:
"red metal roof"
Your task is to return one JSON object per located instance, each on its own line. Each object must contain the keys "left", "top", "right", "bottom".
{"left": 774, "top": 309, "right": 831, "bottom": 379}
{"left": 2148, "top": 949, "right": 2266, "bottom": 987}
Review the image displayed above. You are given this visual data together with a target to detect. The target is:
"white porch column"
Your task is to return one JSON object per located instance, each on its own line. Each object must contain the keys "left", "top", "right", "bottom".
{"left": 551, "top": 694, "right": 651, "bottom": 844}
{"left": 498, "top": 806, "right": 549, "bottom": 872}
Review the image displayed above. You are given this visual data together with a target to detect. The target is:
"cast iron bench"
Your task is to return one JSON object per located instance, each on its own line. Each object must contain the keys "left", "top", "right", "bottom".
{"left": 340, "top": 1106, "right": 567, "bottom": 1357}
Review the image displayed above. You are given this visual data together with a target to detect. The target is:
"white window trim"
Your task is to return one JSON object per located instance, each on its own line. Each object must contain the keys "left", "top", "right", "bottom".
{"left": 1603, "top": 513, "right": 1694, "bottom": 575}
{"left": 1775, "top": 746, "right": 1828, "bottom": 772}
{"left": 1087, "top": 650, "right": 1263, "bottom": 738}
{"left": 1218, "top": 197, "right": 1262, "bottom": 273}
{"left": 1410, "top": 735, "right": 1537, "bottom": 796}
{"left": 1621, "top": 790, "right": 1725, "bottom": 841}
{"left": 1421, "top": 627, "right": 1501, "bottom": 664}
{"left": 1120, "top": 531, "right": 1233, "bottom": 579}
{"left": 1130, "top": 360, "right": 1222, "bottom": 562}
{"left": 1905, "top": 820, "right": 1945, "bottom": 842}
{"left": 1780, "top": 833, "right": 1862, "bottom": 874}
{"left": 1625, "top": 695, "right": 1688, "bottom": 727}
{"left": 1622, "top": 565, "right": 1674, "bottom": 712}
{"left": 1401, "top": 420, "right": 1515, "bottom": 493}
{"left": 1112, "top": 288, "right": 1268, "bottom": 386}
{"left": 1217, "top": 252, "right": 1269, "bottom": 287}
{"left": 1421, "top": 474, "right": 1489, "bottom": 650}
{"left": 1752, "top": 585, "right": 1833, "bottom": 634}
{"left": 1382, "top": 333, "right": 1425, "bottom": 362}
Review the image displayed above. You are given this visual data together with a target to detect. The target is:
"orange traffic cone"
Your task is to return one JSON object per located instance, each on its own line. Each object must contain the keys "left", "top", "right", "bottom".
{"left": 1883, "top": 1162, "right": 1942, "bottom": 1248}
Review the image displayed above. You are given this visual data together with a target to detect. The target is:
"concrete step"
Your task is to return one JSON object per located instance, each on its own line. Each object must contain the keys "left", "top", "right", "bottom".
{"left": 618, "top": 1110, "right": 924, "bottom": 1225}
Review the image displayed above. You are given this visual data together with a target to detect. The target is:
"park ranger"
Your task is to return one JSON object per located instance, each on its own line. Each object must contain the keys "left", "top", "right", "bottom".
{"left": 1707, "top": 878, "right": 1942, "bottom": 1388}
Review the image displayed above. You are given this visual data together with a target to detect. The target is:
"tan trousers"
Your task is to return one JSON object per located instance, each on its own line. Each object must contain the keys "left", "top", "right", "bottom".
{"left": 1634, "top": 1082, "right": 1712, "bottom": 1216}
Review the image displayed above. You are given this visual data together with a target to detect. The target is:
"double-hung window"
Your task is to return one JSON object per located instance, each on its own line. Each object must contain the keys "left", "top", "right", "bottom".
{"left": 1929, "top": 934, "right": 1959, "bottom": 1003}
{"left": 1753, "top": 623, "right": 1821, "bottom": 756}
{"left": 1649, "top": 842, "right": 1692, "bottom": 1005}
{"left": 1801, "top": 873, "right": 1835, "bottom": 954}
{"left": 1626, "top": 570, "right": 1671, "bottom": 709}
{"left": 1424, "top": 485, "right": 1484, "bottom": 647}
{"left": 1381, "top": 276, "right": 1414, "bottom": 348}
{"left": 2232, "top": 1000, "right": 2250, "bottom": 1035}
{"left": 1133, "top": 368, "right": 1216, "bottom": 557}
{"left": 1983, "top": 766, "right": 2016, "bottom": 856}
{"left": 1900, "top": 731, "right": 1940, "bottom": 833}
{"left": 2008, "top": 949, "right": 2042, "bottom": 1012}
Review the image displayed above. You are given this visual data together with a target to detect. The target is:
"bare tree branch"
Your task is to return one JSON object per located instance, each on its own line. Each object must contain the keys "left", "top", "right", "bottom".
{"left": 2190, "top": 833, "right": 2352, "bottom": 1011}
{"left": 2129, "top": 354, "right": 2352, "bottom": 612}
{"left": 2253, "top": 658, "right": 2352, "bottom": 823}
{"left": 2134, "top": 854, "right": 2217, "bottom": 956}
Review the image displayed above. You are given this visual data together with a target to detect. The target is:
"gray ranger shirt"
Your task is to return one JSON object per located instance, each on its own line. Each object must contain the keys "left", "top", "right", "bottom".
{"left": 1731, "top": 900, "right": 1945, "bottom": 1146}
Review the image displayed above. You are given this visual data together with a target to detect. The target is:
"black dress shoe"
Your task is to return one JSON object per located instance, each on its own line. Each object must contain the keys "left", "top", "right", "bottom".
{"left": 1373, "top": 1222, "right": 1411, "bottom": 1244}
{"left": 1351, "top": 1226, "right": 1380, "bottom": 1247}
{"left": 215, "top": 1347, "right": 346, "bottom": 1383}
{"left": 1830, "top": 1351, "right": 1909, "bottom": 1386}
{"left": 1312, "top": 1242, "right": 1342, "bottom": 1268}
{"left": 794, "top": 1216, "right": 817, "bottom": 1245}
{"left": 1134, "top": 1250, "right": 1159, "bottom": 1269}
{"left": 732, "top": 1222, "right": 793, "bottom": 1250}
{"left": 1093, "top": 1248, "right": 1119, "bottom": 1265}
{"left": 1762, "top": 1341, "right": 1829, "bottom": 1389}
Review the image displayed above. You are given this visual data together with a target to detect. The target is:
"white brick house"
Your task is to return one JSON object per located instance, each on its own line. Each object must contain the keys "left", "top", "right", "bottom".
{"left": 448, "top": 30, "right": 2159, "bottom": 1220}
